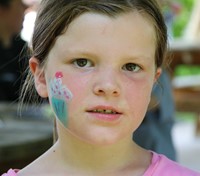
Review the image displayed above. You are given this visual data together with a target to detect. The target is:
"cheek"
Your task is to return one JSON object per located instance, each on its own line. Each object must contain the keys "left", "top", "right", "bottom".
{"left": 125, "top": 78, "right": 153, "bottom": 108}
{"left": 49, "top": 72, "right": 73, "bottom": 127}
{"left": 65, "top": 74, "right": 90, "bottom": 100}
{"left": 125, "top": 80, "right": 153, "bottom": 129}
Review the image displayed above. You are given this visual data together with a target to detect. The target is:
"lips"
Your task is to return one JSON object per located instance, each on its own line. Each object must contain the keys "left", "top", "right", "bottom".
{"left": 89, "top": 109, "right": 119, "bottom": 114}
{"left": 86, "top": 106, "right": 122, "bottom": 122}
{"left": 87, "top": 106, "right": 121, "bottom": 114}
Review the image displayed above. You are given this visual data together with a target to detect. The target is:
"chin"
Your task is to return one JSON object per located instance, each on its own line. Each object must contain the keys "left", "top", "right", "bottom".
{"left": 60, "top": 122, "right": 128, "bottom": 146}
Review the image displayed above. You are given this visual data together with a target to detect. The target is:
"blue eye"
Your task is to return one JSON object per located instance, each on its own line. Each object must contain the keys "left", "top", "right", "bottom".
{"left": 122, "top": 63, "right": 140, "bottom": 72}
{"left": 73, "top": 58, "right": 93, "bottom": 68}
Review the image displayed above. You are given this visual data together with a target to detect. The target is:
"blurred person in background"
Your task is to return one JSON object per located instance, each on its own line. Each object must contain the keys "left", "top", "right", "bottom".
{"left": 0, "top": 0, "right": 28, "bottom": 102}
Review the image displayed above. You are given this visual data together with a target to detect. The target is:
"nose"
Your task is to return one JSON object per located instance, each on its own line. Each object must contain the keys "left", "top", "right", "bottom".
{"left": 93, "top": 70, "right": 120, "bottom": 97}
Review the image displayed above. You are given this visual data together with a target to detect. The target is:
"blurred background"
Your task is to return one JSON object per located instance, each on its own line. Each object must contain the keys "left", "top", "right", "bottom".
{"left": 163, "top": 0, "right": 200, "bottom": 172}
{"left": 0, "top": 0, "right": 200, "bottom": 174}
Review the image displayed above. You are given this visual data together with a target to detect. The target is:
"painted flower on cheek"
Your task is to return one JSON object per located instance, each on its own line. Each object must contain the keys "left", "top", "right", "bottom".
{"left": 49, "top": 71, "right": 73, "bottom": 126}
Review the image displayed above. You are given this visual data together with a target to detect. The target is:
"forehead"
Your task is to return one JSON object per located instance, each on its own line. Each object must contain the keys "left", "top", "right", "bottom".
{"left": 67, "top": 11, "right": 155, "bottom": 36}
{"left": 48, "top": 11, "right": 156, "bottom": 61}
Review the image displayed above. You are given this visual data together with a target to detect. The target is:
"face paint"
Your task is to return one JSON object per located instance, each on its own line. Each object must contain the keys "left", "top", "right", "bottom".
{"left": 49, "top": 71, "right": 73, "bottom": 126}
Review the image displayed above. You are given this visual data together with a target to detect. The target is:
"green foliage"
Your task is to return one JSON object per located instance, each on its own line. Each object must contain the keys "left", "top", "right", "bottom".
{"left": 174, "top": 65, "right": 200, "bottom": 76}
{"left": 173, "top": 0, "right": 196, "bottom": 38}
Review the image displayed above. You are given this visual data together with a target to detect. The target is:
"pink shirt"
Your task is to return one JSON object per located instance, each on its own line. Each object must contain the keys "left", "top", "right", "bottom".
{"left": 1, "top": 169, "right": 19, "bottom": 176}
{"left": 2, "top": 152, "right": 200, "bottom": 176}
{"left": 144, "top": 152, "right": 200, "bottom": 176}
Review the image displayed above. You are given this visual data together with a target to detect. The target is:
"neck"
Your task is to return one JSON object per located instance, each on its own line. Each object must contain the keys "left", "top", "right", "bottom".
{"left": 50, "top": 125, "right": 150, "bottom": 175}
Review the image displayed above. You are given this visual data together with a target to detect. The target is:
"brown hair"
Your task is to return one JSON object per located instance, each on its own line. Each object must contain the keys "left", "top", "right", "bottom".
{"left": 20, "top": 0, "right": 167, "bottom": 104}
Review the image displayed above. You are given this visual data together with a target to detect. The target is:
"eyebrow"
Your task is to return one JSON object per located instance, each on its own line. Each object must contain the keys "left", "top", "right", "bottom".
{"left": 122, "top": 51, "right": 155, "bottom": 61}
{"left": 57, "top": 47, "right": 100, "bottom": 59}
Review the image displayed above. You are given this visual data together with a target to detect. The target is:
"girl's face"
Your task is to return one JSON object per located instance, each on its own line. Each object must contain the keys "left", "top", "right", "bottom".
{"left": 32, "top": 11, "right": 161, "bottom": 145}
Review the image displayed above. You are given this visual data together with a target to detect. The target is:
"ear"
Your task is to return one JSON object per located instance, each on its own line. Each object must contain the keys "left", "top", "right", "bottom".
{"left": 154, "top": 67, "right": 162, "bottom": 83}
{"left": 29, "top": 57, "right": 48, "bottom": 98}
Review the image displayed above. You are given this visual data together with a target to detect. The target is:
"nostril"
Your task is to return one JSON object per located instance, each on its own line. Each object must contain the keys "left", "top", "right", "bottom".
{"left": 96, "top": 89, "right": 104, "bottom": 95}
{"left": 93, "top": 83, "right": 120, "bottom": 96}
{"left": 98, "top": 89, "right": 104, "bottom": 93}
{"left": 113, "top": 90, "right": 119, "bottom": 96}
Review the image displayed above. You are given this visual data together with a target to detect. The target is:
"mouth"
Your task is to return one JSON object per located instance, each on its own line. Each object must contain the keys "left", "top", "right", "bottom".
{"left": 87, "top": 105, "right": 122, "bottom": 115}
{"left": 86, "top": 106, "right": 122, "bottom": 122}
{"left": 88, "top": 109, "right": 120, "bottom": 114}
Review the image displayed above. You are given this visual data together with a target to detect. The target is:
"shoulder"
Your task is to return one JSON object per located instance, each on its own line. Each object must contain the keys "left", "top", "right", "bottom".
{"left": 145, "top": 152, "right": 200, "bottom": 176}
{"left": 1, "top": 169, "right": 19, "bottom": 176}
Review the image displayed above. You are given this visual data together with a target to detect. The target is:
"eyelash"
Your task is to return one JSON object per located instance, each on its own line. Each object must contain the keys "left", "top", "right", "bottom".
{"left": 72, "top": 58, "right": 141, "bottom": 72}
{"left": 122, "top": 63, "right": 141, "bottom": 72}
{"left": 72, "top": 58, "right": 93, "bottom": 68}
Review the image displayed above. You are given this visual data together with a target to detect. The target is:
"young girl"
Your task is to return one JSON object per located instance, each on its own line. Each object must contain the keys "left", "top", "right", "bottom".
{"left": 2, "top": 0, "right": 200, "bottom": 175}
